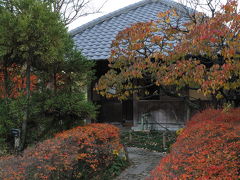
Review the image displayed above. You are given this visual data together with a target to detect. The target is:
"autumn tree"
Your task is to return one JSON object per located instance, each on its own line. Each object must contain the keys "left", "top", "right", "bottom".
{"left": 166, "top": 0, "right": 240, "bottom": 106}
{"left": 95, "top": 9, "right": 190, "bottom": 100}
{"left": 96, "top": 0, "right": 240, "bottom": 107}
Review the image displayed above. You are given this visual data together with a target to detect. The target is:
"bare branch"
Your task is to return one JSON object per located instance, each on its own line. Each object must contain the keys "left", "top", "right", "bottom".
{"left": 177, "top": 0, "right": 224, "bottom": 21}
{"left": 49, "top": 0, "right": 109, "bottom": 25}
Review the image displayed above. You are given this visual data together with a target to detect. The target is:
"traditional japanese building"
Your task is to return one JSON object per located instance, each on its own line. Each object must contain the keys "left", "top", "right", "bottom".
{"left": 71, "top": 0, "right": 207, "bottom": 130}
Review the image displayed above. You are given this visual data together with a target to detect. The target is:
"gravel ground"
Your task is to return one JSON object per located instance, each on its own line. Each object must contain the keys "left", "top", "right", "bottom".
{"left": 115, "top": 147, "right": 165, "bottom": 180}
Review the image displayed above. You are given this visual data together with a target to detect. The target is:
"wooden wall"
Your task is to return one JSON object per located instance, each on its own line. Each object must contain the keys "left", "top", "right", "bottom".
{"left": 132, "top": 99, "right": 188, "bottom": 131}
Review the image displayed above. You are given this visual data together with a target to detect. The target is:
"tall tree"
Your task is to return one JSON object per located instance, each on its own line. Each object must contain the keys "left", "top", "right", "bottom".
{"left": 0, "top": 0, "right": 70, "bottom": 149}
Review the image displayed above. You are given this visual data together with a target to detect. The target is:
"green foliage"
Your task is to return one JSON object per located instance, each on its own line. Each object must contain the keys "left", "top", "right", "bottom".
{"left": 0, "top": 98, "right": 24, "bottom": 150}
{"left": 35, "top": 91, "right": 97, "bottom": 137}
{"left": 100, "top": 155, "right": 129, "bottom": 180}
{"left": 121, "top": 131, "right": 177, "bottom": 152}
{"left": 0, "top": 0, "right": 96, "bottom": 151}
{"left": 0, "top": 101, "right": 12, "bottom": 152}
{"left": 0, "top": 0, "right": 69, "bottom": 66}
{"left": 0, "top": 0, "right": 71, "bottom": 149}
{"left": 0, "top": 90, "right": 97, "bottom": 149}
{"left": 44, "top": 92, "right": 96, "bottom": 120}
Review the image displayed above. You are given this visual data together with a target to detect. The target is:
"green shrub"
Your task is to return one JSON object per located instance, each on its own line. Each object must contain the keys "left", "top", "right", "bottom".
{"left": 0, "top": 91, "right": 97, "bottom": 151}
{"left": 121, "top": 131, "right": 177, "bottom": 152}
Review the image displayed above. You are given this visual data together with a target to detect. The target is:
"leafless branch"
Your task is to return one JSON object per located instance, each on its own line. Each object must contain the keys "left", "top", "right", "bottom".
{"left": 176, "top": 0, "right": 224, "bottom": 22}
{"left": 49, "top": 0, "right": 109, "bottom": 25}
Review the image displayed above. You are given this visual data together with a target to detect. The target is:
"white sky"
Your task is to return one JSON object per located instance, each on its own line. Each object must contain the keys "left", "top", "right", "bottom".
{"left": 68, "top": 0, "right": 142, "bottom": 31}
{"left": 67, "top": 0, "right": 231, "bottom": 31}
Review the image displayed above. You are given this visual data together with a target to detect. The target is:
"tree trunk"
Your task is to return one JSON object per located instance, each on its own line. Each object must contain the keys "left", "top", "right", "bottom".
{"left": 3, "top": 60, "right": 9, "bottom": 98}
{"left": 21, "top": 60, "right": 31, "bottom": 150}
{"left": 53, "top": 72, "right": 57, "bottom": 94}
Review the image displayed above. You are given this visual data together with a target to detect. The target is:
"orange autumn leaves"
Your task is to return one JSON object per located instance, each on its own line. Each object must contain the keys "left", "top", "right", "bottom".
{"left": 0, "top": 124, "right": 122, "bottom": 180}
{"left": 96, "top": 0, "right": 240, "bottom": 100}
{"left": 172, "top": 0, "right": 240, "bottom": 96}
{"left": 149, "top": 108, "right": 240, "bottom": 179}
{"left": 0, "top": 64, "right": 37, "bottom": 98}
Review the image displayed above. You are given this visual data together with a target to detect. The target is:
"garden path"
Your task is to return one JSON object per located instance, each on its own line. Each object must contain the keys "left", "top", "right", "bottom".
{"left": 115, "top": 147, "right": 165, "bottom": 180}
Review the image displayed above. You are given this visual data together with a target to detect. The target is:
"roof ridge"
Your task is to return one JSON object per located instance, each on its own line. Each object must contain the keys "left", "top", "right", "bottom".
{"left": 69, "top": 0, "right": 185, "bottom": 36}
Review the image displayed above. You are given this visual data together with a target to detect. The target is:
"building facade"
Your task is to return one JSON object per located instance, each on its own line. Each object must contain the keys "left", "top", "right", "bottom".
{"left": 71, "top": 0, "right": 205, "bottom": 130}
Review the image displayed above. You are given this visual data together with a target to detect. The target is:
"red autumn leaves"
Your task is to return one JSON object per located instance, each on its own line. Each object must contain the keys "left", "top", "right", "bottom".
{"left": 0, "top": 64, "right": 37, "bottom": 98}
{"left": 149, "top": 108, "right": 240, "bottom": 179}
{"left": 0, "top": 124, "right": 122, "bottom": 179}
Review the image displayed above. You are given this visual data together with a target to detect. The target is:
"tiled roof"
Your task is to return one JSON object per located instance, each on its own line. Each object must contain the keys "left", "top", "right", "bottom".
{"left": 71, "top": 0, "right": 189, "bottom": 60}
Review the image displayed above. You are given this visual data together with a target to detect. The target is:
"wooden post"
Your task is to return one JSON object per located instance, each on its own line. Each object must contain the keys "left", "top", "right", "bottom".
{"left": 14, "top": 137, "right": 20, "bottom": 150}
{"left": 133, "top": 94, "right": 138, "bottom": 127}
{"left": 186, "top": 105, "right": 190, "bottom": 121}
{"left": 11, "top": 129, "right": 21, "bottom": 152}
{"left": 129, "top": 130, "right": 132, "bottom": 142}
{"left": 185, "top": 89, "right": 190, "bottom": 122}
{"left": 163, "top": 131, "right": 166, "bottom": 150}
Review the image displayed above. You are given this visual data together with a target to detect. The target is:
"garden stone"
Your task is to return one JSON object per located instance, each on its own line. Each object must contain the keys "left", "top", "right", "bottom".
{"left": 115, "top": 147, "right": 165, "bottom": 180}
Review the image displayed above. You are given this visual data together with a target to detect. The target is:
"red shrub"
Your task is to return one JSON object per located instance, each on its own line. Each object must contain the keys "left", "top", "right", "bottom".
{"left": 0, "top": 123, "right": 122, "bottom": 179}
{"left": 149, "top": 108, "right": 240, "bottom": 179}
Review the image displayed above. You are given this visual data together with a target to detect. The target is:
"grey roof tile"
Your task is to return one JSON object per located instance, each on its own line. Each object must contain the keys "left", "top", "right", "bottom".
{"left": 71, "top": 0, "right": 190, "bottom": 60}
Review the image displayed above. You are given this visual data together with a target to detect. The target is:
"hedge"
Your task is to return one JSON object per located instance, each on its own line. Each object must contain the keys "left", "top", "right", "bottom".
{"left": 149, "top": 108, "right": 240, "bottom": 179}
{"left": 0, "top": 123, "right": 123, "bottom": 179}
